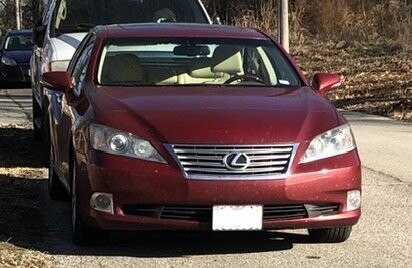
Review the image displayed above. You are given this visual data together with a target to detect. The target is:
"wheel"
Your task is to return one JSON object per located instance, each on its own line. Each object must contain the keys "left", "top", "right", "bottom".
{"left": 308, "top": 226, "right": 352, "bottom": 243}
{"left": 71, "top": 154, "right": 100, "bottom": 246}
{"left": 224, "top": 74, "right": 266, "bottom": 85}
{"left": 32, "top": 94, "right": 42, "bottom": 140}
{"left": 48, "top": 144, "right": 67, "bottom": 200}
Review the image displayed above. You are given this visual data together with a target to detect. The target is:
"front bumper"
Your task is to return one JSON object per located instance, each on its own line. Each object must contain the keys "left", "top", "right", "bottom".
{"left": 76, "top": 150, "right": 362, "bottom": 231}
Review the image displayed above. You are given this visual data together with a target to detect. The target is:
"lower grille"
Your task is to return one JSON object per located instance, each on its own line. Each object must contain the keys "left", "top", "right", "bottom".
{"left": 264, "top": 205, "right": 308, "bottom": 220}
{"left": 122, "top": 204, "right": 339, "bottom": 222}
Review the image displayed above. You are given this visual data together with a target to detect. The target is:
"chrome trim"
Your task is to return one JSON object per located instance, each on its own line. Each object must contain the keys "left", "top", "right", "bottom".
{"left": 165, "top": 144, "right": 299, "bottom": 180}
{"left": 223, "top": 153, "right": 251, "bottom": 171}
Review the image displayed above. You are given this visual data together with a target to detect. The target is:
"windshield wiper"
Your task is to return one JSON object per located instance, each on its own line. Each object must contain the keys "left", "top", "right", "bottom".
{"left": 74, "top": 23, "right": 96, "bottom": 29}
{"left": 56, "top": 23, "right": 96, "bottom": 34}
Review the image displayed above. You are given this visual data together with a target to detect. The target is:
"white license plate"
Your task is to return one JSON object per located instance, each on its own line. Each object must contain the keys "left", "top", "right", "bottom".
{"left": 212, "top": 205, "right": 263, "bottom": 231}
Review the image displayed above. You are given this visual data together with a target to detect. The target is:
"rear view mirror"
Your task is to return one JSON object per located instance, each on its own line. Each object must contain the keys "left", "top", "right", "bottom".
{"left": 312, "top": 73, "right": 342, "bottom": 95}
{"left": 174, "top": 45, "right": 210, "bottom": 57}
{"left": 41, "top": 71, "right": 73, "bottom": 93}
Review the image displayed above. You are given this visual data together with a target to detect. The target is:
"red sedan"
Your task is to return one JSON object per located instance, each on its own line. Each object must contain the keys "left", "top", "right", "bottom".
{"left": 42, "top": 23, "right": 361, "bottom": 245}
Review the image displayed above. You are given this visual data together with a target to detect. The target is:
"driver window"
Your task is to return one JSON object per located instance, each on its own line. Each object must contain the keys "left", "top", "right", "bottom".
{"left": 244, "top": 47, "right": 277, "bottom": 85}
{"left": 72, "top": 43, "right": 93, "bottom": 96}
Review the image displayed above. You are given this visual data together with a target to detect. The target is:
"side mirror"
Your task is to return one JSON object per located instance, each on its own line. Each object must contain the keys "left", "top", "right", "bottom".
{"left": 41, "top": 71, "right": 73, "bottom": 93}
{"left": 33, "top": 20, "right": 46, "bottom": 47}
{"left": 312, "top": 73, "right": 342, "bottom": 95}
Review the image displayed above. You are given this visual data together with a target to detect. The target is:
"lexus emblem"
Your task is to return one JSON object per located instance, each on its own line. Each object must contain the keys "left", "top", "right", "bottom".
{"left": 223, "top": 153, "right": 251, "bottom": 170}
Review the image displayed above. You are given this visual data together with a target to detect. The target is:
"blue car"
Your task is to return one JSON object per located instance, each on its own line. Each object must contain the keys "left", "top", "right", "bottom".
{"left": 0, "top": 29, "right": 33, "bottom": 85}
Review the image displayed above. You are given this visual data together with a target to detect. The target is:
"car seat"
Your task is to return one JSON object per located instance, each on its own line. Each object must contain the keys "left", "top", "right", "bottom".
{"left": 153, "top": 7, "right": 177, "bottom": 23}
{"left": 10, "top": 37, "right": 22, "bottom": 49}
{"left": 104, "top": 54, "right": 142, "bottom": 85}
{"left": 211, "top": 45, "right": 244, "bottom": 81}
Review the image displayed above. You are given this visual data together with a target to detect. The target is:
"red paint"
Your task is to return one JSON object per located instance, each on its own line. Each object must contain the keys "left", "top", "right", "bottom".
{"left": 47, "top": 24, "right": 361, "bottom": 234}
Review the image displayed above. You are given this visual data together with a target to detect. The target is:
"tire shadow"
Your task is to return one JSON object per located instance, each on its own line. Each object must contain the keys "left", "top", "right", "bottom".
{"left": 0, "top": 128, "right": 44, "bottom": 168}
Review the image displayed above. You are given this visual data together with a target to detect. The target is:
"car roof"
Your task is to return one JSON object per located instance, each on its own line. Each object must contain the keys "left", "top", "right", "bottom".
{"left": 97, "top": 23, "right": 270, "bottom": 41}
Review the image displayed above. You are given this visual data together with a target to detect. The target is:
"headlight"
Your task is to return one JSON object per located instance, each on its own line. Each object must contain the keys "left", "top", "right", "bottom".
{"left": 1, "top": 56, "right": 17, "bottom": 66}
{"left": 89, "top": 123, "right": 166, "bottom": 163}
{"left": 50, "top": 60, "right": 70, "bottom": 71}
{"left": 300, "top": 124, "right": 356, "bottom": 163}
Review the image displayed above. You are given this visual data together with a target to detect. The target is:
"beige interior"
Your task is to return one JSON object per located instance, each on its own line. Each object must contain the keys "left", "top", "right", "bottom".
{"left": 211, "top": 45, "right": 244, "bottom": 75}
{"left": 101, "top": 45, "right": 246, "bottom": 86}
{"left": 103, "top": 54, "right": 142, "bottom": 84}
{"left": 146, "top": 69, "right": 179, "bottom": 85}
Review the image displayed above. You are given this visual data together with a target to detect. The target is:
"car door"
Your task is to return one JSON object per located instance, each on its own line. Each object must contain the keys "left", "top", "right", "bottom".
{"left": 52, "top": 34, "right": 95, "bottom": 183}
{"left": 31, "top": 0, "right": 56, "bottom": 103}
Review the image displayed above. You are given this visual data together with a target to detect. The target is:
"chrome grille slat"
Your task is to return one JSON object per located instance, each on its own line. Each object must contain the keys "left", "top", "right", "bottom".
{"left": 251, "top": 155, "right": 291, "bottom": 160}
{"left": 178, "top": 155, "right": 222, "bottom": 161}
{"left": 248, "top": 161, "right": 288, "bottom": 167}
{"left": 180, "top": 161, "right": 225, "bottom": 167}
{"left": 184, "top": 167, "right": 286, "bottom": 174}
{"left": 174, "top": 148, "right": 293, "bottom": 154}
{"left": 169, "top": 144, "right": 297, "bottom": 179}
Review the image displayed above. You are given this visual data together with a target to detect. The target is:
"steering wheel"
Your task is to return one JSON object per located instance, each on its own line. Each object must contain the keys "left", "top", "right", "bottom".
{"left": 223, "top": 74, "right": 266, "bottom": 85}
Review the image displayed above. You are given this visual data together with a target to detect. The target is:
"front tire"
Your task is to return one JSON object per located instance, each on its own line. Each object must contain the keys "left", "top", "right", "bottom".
{"left": 71, "top": 154, "right": 100, "bottom": 246}
{"left": 308, "top": 226, "right": 352, "bottom": 243}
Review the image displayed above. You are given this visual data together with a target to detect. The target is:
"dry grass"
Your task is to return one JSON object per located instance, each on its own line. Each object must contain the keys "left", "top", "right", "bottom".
{"left": 0, "top": 174, "right": 52, "bottom": 268}
{"left": 204, "top": 0, "right": 412, "bottom": 121}
{"left": 0, "top": 126, "right": 53, "bottom": 268}
{"left": 292, "top": 40, "right": 412, "bottom": 121}
{"left": 0, "top": 243, "right": 53, "bottom": 268}
{"left": 206, "top": 0, "right": 412, "bottom": 50}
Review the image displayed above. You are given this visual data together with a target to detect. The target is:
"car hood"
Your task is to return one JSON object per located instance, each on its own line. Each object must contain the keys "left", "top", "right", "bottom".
{"left": 50, "top": 33, "right": 87, "bottom": 61}
{"left": 1, "top": 50, "right": 32, "bottom": 64}
{"left": 91, "top": 86, "right": 340, "bottom": 144}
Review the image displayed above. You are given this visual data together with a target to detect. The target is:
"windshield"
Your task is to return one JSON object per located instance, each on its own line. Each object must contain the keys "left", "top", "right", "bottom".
{"left": 97, "top": 38, "right": 301, "bottom": 87}
{"left": 52, "top": 0, "right": 209, "bottom": 36}
{"left": 4, "top": 33, "right": 33, "bottom": 51}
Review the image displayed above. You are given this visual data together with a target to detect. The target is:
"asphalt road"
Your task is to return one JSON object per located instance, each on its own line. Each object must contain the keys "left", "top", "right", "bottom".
{"left": 0, "top": 88, "right": 411, "bottom": 268}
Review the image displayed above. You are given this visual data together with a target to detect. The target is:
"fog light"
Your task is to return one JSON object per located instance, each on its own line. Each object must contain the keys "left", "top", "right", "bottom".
{"left": 90, "top": 193, "right": 114, "bottom": 214}
{"left": 347, "top": 190, "right": 361, "bottom": 211}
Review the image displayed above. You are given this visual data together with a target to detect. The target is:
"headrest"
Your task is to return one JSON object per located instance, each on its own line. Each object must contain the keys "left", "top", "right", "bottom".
{"left": 154, "top": 8, "right": 176, "bottom": 23}
{"left": 211, "top": 45, "right": 243, "bottom": 75}
{"left": 190, "top": 58, "right": 223, "bottom": 79}
{"left": 10, "top": 37, "right": 21, "bottom": 47}
{"left": 107, "top": 54, "right": 142, "bottom": 84}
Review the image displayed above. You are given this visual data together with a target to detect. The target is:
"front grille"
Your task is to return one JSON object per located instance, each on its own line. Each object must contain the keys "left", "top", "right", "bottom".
{"left": 169, "top": 144, "right": 297, "bottom": 179}
{"left": 122, "top": 204, "right": 339, "bottom": 222}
